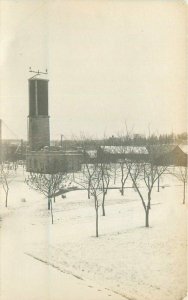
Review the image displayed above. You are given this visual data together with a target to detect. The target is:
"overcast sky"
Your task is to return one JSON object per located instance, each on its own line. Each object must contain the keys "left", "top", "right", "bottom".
{"left": 0, "top": 0, "right": 187, "bottom": 140}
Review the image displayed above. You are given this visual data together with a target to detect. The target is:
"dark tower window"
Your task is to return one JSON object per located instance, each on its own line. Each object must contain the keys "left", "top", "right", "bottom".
{"left": 37, "top": 80, "right": 48, "bottom": 115}
{"left": 29, "top": 80, "right": 36, "bottom": 116}
{"left": 29, "top": 79, "right": 49, "bottom": 116}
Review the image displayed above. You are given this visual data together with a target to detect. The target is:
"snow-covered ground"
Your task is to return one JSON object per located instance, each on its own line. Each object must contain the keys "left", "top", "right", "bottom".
{"left": 0, "top": 167, "right": 187, "bottom": 300}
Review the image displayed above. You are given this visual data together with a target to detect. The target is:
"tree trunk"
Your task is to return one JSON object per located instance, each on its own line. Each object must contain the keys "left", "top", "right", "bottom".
{"left": 5, "top": 190, "right": 9, "bottom": 207}
{"left": 50, "top": 198, "right": 54, "bottom": 224}
{"left": 48, "top": 197, "right": 51, "bottom": 210}
{"left": 157, "top": 177, "right": 160, "bottom": 192}
{"left": 120, "top": 166, "right": 124, "bottom": 196}
{"left": 88, "top": 181, "right": 91, "bottom": 199}
{"left": 145, "top": 209, "right": 149, "bottom": 227}
{"left": 148, "top": 191, "right": 151, "bottom": 210}
{"left": 121, "top": 181, "right": 124, "bottom": 196}
{"left": 95, "top": 196, "right": 99, "bottom": 237}
{"left": 183, "top": 181, "right": 186, "bottom": 204}
{"left": 102, "top": 204, "right": 105, "bottom": 216}
{"left": 102, "top": 194, "right": 105, "bottom": 216}
{"left": 114, "top": 165, "right": 117, "bottom": 184}
{"left": 53, "top": 196, "right": 56, "bottom": 203}
{"left": 96, "top": 207, "right": 99, "bottom": 237}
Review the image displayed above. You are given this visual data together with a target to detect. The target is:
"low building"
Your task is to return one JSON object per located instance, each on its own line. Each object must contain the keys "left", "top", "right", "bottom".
{"left": 26, "top": 149, "right": 83, "bottom": 174}
{"left": 147, "top": 145, "right": 187, "bottom": 166}
{"left": 98, "top": 145, "right": 148, "bottom": 162}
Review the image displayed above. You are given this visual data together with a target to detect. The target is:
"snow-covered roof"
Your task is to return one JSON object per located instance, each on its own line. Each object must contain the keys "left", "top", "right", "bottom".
{"left": 102, "top": 146, "right": 148, "bottom": 154}
{"left": 85, "top": 150, "right": 97, "bottom": 158}
{"left": 179, "top": 145, "right": 188, "bottom": 155}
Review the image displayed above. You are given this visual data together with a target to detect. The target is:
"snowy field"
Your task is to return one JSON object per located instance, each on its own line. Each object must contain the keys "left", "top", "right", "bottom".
{"left": 0, "top": 167, "right": 187, "bottom": 300}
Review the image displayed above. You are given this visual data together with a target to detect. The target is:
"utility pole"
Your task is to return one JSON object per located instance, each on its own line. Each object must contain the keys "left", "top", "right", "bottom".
{"left": 61, "top": 134, "right": 64, "bottom": 148}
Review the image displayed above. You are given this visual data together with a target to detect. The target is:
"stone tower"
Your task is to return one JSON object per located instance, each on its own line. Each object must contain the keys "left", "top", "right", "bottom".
{"left": 28, "top": 78, "right": 50, "bottom": 150}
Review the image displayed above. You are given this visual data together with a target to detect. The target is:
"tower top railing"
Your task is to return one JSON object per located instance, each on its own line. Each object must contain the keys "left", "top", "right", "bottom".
{"left": 29, "top": 67, "right": 48, "bottom": 79}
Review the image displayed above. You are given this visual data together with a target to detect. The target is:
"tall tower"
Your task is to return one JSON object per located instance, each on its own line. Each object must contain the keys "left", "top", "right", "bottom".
{"left": 28, "top": 77, "right": 50, "bottom": 150}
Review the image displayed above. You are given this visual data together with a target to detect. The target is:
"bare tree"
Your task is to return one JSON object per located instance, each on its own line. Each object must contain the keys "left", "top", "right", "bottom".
{"left": 99, "top": 162, "right": 111, "bottom": 216}
{"left": 116, "top": 128, "right": 134, "bottom": 196}
{"left": 73, "top": 161, "right": 96, "bottom": 200}
{"left": 74, "top": 163, "right": 103, "bottom": 237}
{"left": 114, "top": 145, "right": 136, "bottom": 197}
{"left": 113, "top": 162, "right": 118, "bottom": 184}
{"left": 95, "top": 145, "right": 112, "bottom": 216}
{"left": 104, "top": 145, "right": 132, "bottom": 197}
{"left": 25, "top": 172, "right": 68, "bottom": 224}
{"left": 129, "top": 160, "right": 167, "bottom": 227}
{"left": 0, "top": 162, "right": 15, "bottom": 207}
{"left": 73, "top": 133, "right": 97, "bottom": 199}
{"left": 83, "top": 162, "right": 95, "bottom": 199}
{"left": 171, "top": 166, "right": 187, "bottom": 204}
{"left": 89, "top": 165, "right": 103, "bottom": 237}
{"left": 118, "top": 158, "right": 132, "bottom": 196}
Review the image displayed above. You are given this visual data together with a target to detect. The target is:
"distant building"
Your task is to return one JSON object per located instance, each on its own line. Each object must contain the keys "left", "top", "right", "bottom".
{"left": 98, "top": 146, "right": 148, "bottom": 162}
{"left": 97, "top": 144, "right": 187, "bottom": 166}
{"left": 147, "top": 145, "right": 187, "bottom": 166}
{"left": 0, "top": 140, "right": 26, "bottom": 162}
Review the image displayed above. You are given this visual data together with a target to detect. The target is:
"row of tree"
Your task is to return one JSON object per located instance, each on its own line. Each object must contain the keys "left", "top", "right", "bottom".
{"left": 105, "top": 132, "right": 188, "bottom": 146}
{"left": 0, "top": 142, "right": 187, "bottom": 237}
{"left": 51, "top": 132, "right": 188, "bottom": 149}
{"left": 25, "top": 157, "right": 187, "bottom": 237}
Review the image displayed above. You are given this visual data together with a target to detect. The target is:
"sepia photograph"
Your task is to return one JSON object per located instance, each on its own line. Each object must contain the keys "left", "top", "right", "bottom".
{"left": 0, "top": 1, "right": 187, "bottom": 299}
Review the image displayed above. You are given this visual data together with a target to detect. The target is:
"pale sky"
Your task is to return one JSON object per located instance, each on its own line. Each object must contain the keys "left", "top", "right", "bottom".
{"left": 0, "top": 0, "right": 187, "bottom": 140}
